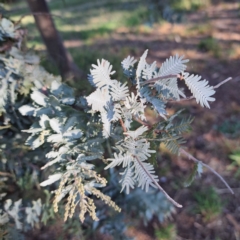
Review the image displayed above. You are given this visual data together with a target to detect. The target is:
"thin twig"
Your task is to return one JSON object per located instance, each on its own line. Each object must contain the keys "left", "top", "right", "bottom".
{"left": 119, "top": 118, "right": 127, "bottom": 132}
{"left": 133, "top": 116, "right": 151, "bottom": 128}
{"left": 119, "top": 117, "right": 182, "bottom": 207}
{"left": 0, "top": 125, "right": 11, "bottom": 130}
{"left": 213, "top": 77, "right": 232, "bottom": 89}
{"left": 134, "top": 155, "right": 182, "bottom": 208}
{"left": 215, "top": 188, "right": 240, "bottom": 194}
{"left": 226, "top": 214, "right": 240, "bottom": 232}
{"left": 0, "top": 171, "right": 14, "bottom": 177}
{"left": 179, "top": 148, "right": 234, "bottom": 194}
{"left": 147, "top": 137, "right": 182, "bottom": 142}
{"left": 141, "top": 74, "right": 179, "bottom": 86}
{"left": 169, "top": 96, "right": 194, "bottom": 103}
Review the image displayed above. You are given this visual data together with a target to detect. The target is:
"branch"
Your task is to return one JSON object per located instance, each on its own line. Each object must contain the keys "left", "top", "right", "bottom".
{"left": 141, "top": 74, "right": 179, "bottom": 86}
{"left": 119, "top": 118, "right": 127, "bottom": 132}
{"left": 133, "top": 116, "right": 151, "bottom": 128}
{"left": 26, "top": 0, "right": 84, "bottom": 81}
{"left": 0, "top": 125, "right": 11, "bottom": 130}
{"left": 179, "top": 148, "right": 234, "bottom": 194}
{"left": 0, "top": 171, "right": 14, "bottom": 177}
{"left": 147, "top": 137, "right": 182, "bottom": 141}
{"left": 134, "top": 156, "right": 182, "bottom": 208}
{"left": 213, "top": 77, "right": 232, "bottom": 89}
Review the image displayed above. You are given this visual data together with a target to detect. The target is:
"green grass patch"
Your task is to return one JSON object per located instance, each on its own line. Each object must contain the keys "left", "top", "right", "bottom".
{"left": 155, "top": 224, "right": 176, "bottom": 240}
{"left": 229, "top": 151, "right": 240, "bottom": 165}
{"left": 216, "top": 116, "right": 240, "bottom": 139}
{"left": 228, "top": 150, "right": 240, "bottom": 178}
{"left": 9, "top": 1, "right": 150, "bottom": 47}
{"left": 187, "top": 23, "right": 213, "bottom": 36}
{"left": 124, "top": 7, "right": 149, "bottom": 27}
{"left": 171, "top": 0, "right": 210, "bottom": 12}
{"left": 193, "top": 187, "right": 222, "bottom": 222}
{"left": 198, "top": 37, "right": 221, "bottom": 58}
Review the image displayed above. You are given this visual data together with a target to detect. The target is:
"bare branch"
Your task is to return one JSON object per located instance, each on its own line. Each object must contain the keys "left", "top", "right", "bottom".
{"left": 119, "top": 118, "right": 127, "bottom": 133}
{"left": 133, "top": 116, "right": 151, "bottom": 128}
{"left": 168, "top": 96, "right": 194, "bottom": 103}
{"left": 0, "top": 171, "right": 14, "bottom": 177}
{"left": 213, "top": 77, "right": 232, "bottom": 89}
{"left": 179, "top": 148, "right": 234, "bottom": 194}
{"left": 134, "top": 156, "right": 183, "bottom": 208}
{"left": 119, "top": 116, "right": 182, "bottom": 207}
{"left": 0, "top": 125, "right": 11, "bottom": 130}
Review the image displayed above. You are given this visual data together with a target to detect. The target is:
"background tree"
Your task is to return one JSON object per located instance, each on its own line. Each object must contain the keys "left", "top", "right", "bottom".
{"left": 26, "top": 0, "right": 83, "bottom": 81}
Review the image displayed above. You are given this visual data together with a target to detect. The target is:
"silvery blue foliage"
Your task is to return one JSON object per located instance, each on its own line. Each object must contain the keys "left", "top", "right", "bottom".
{"left": 91, "top": 169, "right": 174, "bottom": 239}
{"left": 85, "top": 50, "right": 215, "bottom": 195}
{"left": 0, "top": 19, "right": 218, "bottom": 238}
{"left": 0, "top": 18, "right": 16, "bottom": 41}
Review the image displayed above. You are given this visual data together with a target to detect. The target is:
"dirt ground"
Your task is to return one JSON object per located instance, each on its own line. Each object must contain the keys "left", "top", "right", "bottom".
{"left": 86, "top": 2, "right": 240, "bottom": 240}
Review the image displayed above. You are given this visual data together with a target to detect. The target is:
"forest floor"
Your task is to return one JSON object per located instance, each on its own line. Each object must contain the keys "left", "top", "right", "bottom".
{"left": 8, "top": 0, "right": 240, "bottom": 239}
{"left": 121, "top": 3, "right": 240, "bottom": 240}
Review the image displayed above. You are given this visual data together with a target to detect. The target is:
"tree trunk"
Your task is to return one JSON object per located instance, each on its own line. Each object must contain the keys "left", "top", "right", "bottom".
{"left": 26, "top": 0, "right": 83, "bottom": 81}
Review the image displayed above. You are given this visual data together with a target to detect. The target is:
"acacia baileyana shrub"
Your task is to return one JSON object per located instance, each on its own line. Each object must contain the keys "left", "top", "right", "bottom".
{"left": 0, "top": 16, "right": 232, "bottom": 238}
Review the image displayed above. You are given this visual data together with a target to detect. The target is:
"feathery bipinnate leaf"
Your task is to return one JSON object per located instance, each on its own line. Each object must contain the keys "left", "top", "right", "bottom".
{"left": 86, "top": 87, "right": 111, "bottom": 112}
{"left": 105, "top": 152, "right": 133, "bottom": 169}
{"left": 142, "top": 61, "right": 157, "bottom": 80}
{"left": 134, "top": 160, "right": 158, "bottom": 192}
{"left": 106, "top": 101, "right": 121, "bottom": 122}
{"left": 109, "top": 81, "right": 129, "bottom": 101}
{"left": 105, "top": 126, "right": 158, "bottom": 194}
{"left": 87, "top": 59, "right": 129, "bottom": 138}
{"left": 158, "top": 54, "right": 188, "bottom": 77}
{"left": 162, "top": 134, "right": 185, "bottom": 154}
{"left": 136, "top": 50, "right": 148, "bottom": 90}
{"left": 90, "top": 59, "right": 116, "bottom": 88}
{"left": 155, "top": 111, "right": 192, "bottom": 154}
{"left": 150, "top": 54, "right": 188, "bottom": 100}
{"left": 183, "top": 73, "right": 215, "bottom": 108}
{"left": 101, "top": 111, "right": 111, "bottom": 138}
{"left": 121, "top": 107, "right": 133, "bottom": 130}
{"left": 120, "top": 165, "right": 135, "bottom": 194}
{"left": 124, "top": 125, "right": 148, "bottom": 139}
{"left": 155, "top": 78, "right": 186, "bottom": 100}
{"left": 172, "top": 117, "right": 193, "bottom": 134}
{"left": 124, "top": 92, "right": 146, "bottom": 120}
{"left": 147, "top": 96, "right": 167, "bottom": 117}
{"left": 140, "top": 86, "right": 167, "bottom": 117}
{"left": 121, "top": 56, "right": 137, "bottom": 70}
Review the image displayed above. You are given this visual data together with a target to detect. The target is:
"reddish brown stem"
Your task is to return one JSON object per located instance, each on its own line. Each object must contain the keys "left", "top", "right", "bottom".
{"left": 119, "top": 118, "right": 127, "bottom": 132}
{"left": 180, "top": 148, "right": 234, "bottom": 194}
{"left": 134, "top": 156, "right": 182, "bottom": 208}
{"left": 141, "top": 74, "right": 179, "bottom": 86}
